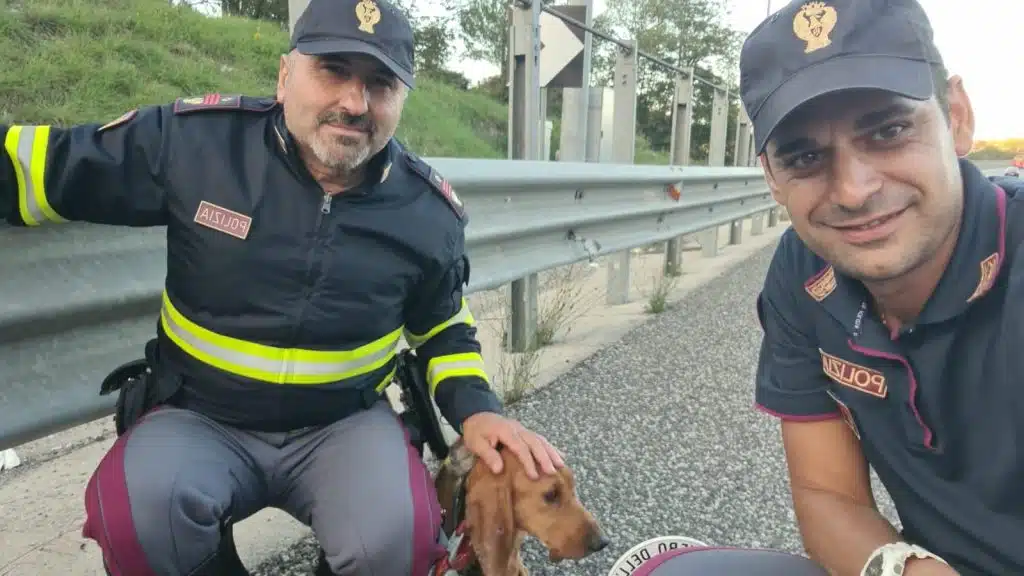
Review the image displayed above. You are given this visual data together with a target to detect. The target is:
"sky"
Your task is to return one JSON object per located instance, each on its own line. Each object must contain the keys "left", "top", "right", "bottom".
{"left": 421, "top": 0, "right": 1021, "bottom": 141}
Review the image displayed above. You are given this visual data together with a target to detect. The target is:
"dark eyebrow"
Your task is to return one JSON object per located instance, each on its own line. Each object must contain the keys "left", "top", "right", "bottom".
{"left": 853, "top": 103, "right": 916, "bottom": 131}
{"left": 772, "top": 136, "right": 819, "bottom": 158}
{"left": 771, "top": 102, "right": 918, "bottom": 158}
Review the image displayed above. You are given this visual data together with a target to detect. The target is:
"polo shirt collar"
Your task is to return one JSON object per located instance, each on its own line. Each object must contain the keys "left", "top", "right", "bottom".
{"left": 916, "top": 159, "right": 1007, "bottom": 324}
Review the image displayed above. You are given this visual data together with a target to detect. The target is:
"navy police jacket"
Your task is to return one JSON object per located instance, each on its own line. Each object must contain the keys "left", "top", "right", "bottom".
{"left": 755, "top": 159, "right": 1024, "bottom": 575}
{"left": 0, "top": 94, "right": 503, "bottom": 432}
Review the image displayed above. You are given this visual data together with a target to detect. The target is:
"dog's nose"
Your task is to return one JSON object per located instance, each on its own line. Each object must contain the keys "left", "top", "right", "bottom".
{"left": 587, "top": 529, "right": 611, "bottom": 553}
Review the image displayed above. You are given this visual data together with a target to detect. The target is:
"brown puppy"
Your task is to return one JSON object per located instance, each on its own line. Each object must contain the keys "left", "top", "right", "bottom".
{"left": 435, "top": 440, "right": 609, "bottom": 576}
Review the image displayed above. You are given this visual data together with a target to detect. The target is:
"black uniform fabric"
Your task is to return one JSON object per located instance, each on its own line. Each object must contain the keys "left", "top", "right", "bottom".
{"left": 0, "top": 95, "right": 503, "bottom": 433}
{"left": 754, "top": 159, "right": 1024, "bottom": 575}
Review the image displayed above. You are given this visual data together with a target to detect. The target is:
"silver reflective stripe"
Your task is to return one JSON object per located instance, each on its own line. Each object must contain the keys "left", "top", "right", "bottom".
{"left": 160, "top": 302, "right": 398, "bottom": 382}
{"left": 14, "top": 127, "right": 47, "bottom": 225}
{"left": 426, "top": 354, "right": 488, "bottom": 392}
{"left": 4, "top": 126, "right": 49, "bottom": 226}
{"left": 405, "top": 301, "right": 474, "bottom": 348}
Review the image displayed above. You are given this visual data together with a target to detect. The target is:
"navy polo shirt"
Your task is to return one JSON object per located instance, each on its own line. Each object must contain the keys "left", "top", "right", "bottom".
{"left": 754, "top": 159, "right": 1024, "bottom": 575}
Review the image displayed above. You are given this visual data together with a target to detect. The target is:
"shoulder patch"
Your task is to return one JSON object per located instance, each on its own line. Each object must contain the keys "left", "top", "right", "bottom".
{"left": 98, "top": 109, "right": 138, "bottom": 133}
{"left": 172, "top": 94, "right": 276, "bottom": 115}
{"left": 406, "top": 153, "right": 465, "bottom": 219}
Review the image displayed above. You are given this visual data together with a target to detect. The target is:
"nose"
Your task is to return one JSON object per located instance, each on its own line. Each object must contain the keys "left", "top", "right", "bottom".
{"left": 831, "top": 150, "right": 882, "bottom": 209}
{"left": 587, "top": 529, "right": 611, "bottom": 553}
{"left": 336, "top": 80, "right": 369, "bottom": 116}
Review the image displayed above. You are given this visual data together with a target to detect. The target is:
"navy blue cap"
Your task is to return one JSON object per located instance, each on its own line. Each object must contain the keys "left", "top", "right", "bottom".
{"left": 290, "top": 0, "right": 415, "bottom": 89}
{"left": 740, "top": 0, "right": 944, "bottom": 154}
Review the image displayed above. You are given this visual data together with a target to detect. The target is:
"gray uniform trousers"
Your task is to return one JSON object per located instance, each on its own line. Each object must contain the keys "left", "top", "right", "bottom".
{"left": 82, "top": 398, "right": 445, "bottom": 576}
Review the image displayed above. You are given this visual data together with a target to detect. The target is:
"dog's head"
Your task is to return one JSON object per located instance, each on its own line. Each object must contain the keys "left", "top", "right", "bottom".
{"left": 455, "top": 442, "right": 609, "bottom": 573}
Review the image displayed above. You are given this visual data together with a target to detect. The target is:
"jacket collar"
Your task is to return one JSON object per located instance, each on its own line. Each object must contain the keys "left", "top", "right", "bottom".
{"left": 271, "top": 107, "right": 397, "bottom": 189}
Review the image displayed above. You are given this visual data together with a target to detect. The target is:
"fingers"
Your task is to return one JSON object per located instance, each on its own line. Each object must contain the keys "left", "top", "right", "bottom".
{"left": 465, "top": 433, "right": 503, "bottom": 475}
{"left": 501, "top": 426, "right": 539, "bottom": 480}
{"left": 462, "top": 415, "right": 565, "bottom": 480}
{"left": 521, "top": 430, "right": 557, "bottom": 476}
{"left": 544, "top": 437, "right": 566, "bottom": 469}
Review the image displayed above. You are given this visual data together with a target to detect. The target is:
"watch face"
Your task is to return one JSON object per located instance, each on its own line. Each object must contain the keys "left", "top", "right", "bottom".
{"left": 864, "top": 554, "right": 885, "bottom": 576}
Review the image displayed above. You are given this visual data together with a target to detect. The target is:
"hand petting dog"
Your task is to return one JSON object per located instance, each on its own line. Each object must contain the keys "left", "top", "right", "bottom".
{"left": 460, "top": 411, "right": 564, "bottom": 479}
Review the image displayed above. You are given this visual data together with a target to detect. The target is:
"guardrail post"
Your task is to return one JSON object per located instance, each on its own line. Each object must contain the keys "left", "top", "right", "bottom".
{"left": 606, "top": 40, "right": 638, "bottom": 306}
{"left": 585, "top": 89, "right": 603, "bottom": 162}
{"left": 768, "top": 208, "right": 779, "bottom": 227}
{"left": 506, "top": 1, "right": 544, "bottom": 352}
{"left": 665, "top": 70, "right": 695, "bottom": 277}
{"left": 751, "top": 212, "right": 765, "bottom": 236}
{"left": 734, "top": 105, "right": 753, "bottom": 168}
{"left": 700, "top": 86, "right": 729, "bottom": 257}
{"left": 708, "top": 87, "right": 728, "bottom": 166}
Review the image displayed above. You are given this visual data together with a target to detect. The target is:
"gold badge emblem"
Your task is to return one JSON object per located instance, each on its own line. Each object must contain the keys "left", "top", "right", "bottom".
{"left": 793, "top": 1, "right": 837, "bottom": 54}
{"left": 355, "top": 0, "right": 381, "bottom": 34}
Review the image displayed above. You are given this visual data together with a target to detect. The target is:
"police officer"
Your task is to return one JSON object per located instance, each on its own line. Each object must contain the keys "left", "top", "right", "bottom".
{"left": 742, "top": 0, "right": 1024, "bottom": 575}
{"left": 0, "top": 0, "right": 565, "bottom": 574}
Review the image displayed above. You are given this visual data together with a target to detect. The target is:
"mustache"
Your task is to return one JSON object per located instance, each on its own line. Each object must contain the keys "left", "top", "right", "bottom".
{"left": 318, "top": 112, "right": 373, "bottom": 133}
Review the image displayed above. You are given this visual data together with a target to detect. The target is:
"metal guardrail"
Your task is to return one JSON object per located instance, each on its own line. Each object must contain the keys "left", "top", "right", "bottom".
{"left": 0, "top": 160, "right": 774, "bottom": 451}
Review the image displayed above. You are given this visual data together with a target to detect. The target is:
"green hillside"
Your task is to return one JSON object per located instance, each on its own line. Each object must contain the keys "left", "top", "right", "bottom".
{"left": 0, "top": 0, "right": 508, "bottom": 158}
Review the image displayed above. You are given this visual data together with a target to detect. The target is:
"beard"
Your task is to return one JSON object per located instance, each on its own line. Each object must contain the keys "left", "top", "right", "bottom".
{"left": 309, "top": 111, "right": 377, "bottom": 173}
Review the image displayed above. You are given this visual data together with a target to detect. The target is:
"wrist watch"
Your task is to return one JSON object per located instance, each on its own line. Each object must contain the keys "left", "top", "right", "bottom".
{"left": 861, "top": 542, "right": 948, "bottom": 576}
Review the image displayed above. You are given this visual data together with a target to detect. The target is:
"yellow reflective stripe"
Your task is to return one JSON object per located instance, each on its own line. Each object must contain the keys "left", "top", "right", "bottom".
{"left": 426, "top": 352, "right": 489, "bottom": 395}
{"left": 405, "top": 298, "right": 475, "bottom": 348}
{"left": 375, "top": 366, "right": 397, "bottom": 393}
{"left": 160, "top": 291, "right": 401, "bottom": 385}
{"left": 3, "top": 125, "right": 65, "bottom": 226}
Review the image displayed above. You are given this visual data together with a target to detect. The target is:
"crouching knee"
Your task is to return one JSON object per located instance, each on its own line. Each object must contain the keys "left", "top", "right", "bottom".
{"left": 83, "top": 455, "right": 235, "bottom": 575}
{"left": 319, "top": 506, "right": 442, "bottom": 576}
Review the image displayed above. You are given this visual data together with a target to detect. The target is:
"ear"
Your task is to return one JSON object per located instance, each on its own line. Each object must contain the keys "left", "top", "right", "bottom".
{"left": 944, "top": 75, "right": 975, "bottom": 157}
{"left": 276, "top": 53, "right": 290, "bottom": 103}
{"left": 465, "top": 468, "right": 517, "bottom": 574}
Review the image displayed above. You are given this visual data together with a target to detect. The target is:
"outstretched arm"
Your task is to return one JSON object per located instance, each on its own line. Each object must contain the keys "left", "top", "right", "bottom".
{"left": 1, "top": 105, "right": 171, "bottom": 227}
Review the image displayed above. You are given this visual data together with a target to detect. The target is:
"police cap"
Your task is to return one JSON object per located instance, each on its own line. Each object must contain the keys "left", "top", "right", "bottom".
{"left": 739, "top": 0, "right": 945, "bottom": 154}
{"left": 290, "top": 0, "right": 415, "bottom": 89}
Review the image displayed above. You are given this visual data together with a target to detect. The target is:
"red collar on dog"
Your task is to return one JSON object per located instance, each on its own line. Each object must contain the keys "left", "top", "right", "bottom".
{"left": 434, "top": 520, "right": 475, "bottom": 575}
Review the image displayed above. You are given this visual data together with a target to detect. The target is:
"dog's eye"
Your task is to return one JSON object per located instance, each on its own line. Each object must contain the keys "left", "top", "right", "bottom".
{"left": 543, "top": 488, "right": 560, "bottom": 504}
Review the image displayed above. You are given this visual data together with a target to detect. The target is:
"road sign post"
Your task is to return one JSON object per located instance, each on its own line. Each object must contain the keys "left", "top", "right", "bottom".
{"left": 506, "top": 1, "right": 544, "bottom": 353}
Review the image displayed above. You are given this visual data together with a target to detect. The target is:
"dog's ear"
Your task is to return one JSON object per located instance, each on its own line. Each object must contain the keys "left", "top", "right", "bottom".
{"left": 465, "top": 466, "right": 517, "bottom": 574}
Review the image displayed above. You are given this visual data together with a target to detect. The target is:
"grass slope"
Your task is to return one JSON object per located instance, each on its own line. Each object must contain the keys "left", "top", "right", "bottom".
{"left": 0, "top": 0, "right": 508, "bottom": 158}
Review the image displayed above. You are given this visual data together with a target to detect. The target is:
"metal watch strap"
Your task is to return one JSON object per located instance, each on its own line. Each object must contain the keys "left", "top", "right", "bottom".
{"left": 861, "top": 542, "right": 948, "bottom": 576}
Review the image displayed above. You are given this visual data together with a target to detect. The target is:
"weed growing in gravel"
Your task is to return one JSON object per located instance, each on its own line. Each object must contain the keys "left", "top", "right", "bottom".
{"left": 645, "top": 271, "right": 680, "bottom": 314}
{"left": 475, "top": 262, "right": 598, "bottom": 404}
{"left": 535, "top": 263, "right": 596, "bottom": 347}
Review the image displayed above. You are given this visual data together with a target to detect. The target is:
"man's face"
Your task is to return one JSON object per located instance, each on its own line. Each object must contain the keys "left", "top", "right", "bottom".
{"left": 761, "top": 77, "right": 975, "bottom": 283}
{"left": 277, "top": 51, "right": 406, "bottom": 174}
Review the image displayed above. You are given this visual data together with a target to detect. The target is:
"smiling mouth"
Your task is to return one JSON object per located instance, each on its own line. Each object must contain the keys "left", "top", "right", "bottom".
{"left": 831, "top": 209, "right": 905, "bottom": 232}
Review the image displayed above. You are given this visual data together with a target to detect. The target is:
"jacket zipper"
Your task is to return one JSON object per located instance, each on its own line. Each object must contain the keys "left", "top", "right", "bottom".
{"left": 290, "top": 192, "right": 332, "bottom": 350}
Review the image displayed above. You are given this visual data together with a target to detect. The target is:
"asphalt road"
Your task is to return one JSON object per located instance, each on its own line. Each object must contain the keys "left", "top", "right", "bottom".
{"left": 251, "top": 242, "right": 899, "bottom": 576}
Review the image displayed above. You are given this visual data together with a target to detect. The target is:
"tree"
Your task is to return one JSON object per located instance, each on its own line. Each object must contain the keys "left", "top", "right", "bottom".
{"left": 590, "top": 0, "right": 743, "bottom": 162}
{"left": 220, "top": 0, "right": 288, "bottom": 24}
{"left": 452, "top": 0, "right": 556, "bottom": 79}
{"left": 414, "top": 16, "right": 454, "bottom": 75}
